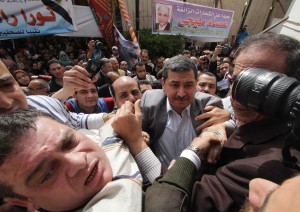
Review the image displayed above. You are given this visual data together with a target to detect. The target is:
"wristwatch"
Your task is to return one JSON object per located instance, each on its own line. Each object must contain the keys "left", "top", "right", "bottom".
{"left": 186, "top": 144, "right": 206, "bottom": 161}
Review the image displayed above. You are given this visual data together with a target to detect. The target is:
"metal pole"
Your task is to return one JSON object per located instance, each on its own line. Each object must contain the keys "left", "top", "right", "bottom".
{"left": 240, "top": 0, "right": 253, "bottom": 29}
{"left": 136, "top": 0, "right": 140, "bottom": 31}
{"left": 258, "top": 16, "right": 289, "bottom": 34}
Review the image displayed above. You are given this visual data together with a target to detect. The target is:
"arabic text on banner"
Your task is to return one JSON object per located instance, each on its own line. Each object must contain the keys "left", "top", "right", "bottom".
{"left": 0, "top": 0, "right": 77, "bottom": 39}
{"left": 152, "top": 0, "right": 234, "bottom": 38}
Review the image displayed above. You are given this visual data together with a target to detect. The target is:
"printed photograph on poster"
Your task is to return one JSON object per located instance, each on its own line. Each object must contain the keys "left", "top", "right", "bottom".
{"left": 153, "top": 3, "right": 173, "bottom": 32}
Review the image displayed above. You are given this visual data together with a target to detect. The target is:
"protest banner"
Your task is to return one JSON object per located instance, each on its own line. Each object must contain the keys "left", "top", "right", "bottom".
{"left": 152, "top": 0, "right": 234, "bottom": 39}
{"left": 0, "top": 0, "right": 77, "bottom": 39}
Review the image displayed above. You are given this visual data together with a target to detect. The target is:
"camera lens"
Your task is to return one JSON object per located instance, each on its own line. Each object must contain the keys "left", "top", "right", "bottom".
{"left": 232, "top": 68, "right": 300, "bottom": 120}
{"left": 95, "top": 40, "right": 102, "bottom": 48}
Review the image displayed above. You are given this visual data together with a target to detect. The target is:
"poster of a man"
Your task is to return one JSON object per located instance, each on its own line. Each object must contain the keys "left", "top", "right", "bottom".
{"left": 154, "top": 4, "right": 172, "bottom": 32}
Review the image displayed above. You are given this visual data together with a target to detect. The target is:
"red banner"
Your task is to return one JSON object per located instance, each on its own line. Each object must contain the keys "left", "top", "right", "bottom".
{"left": 89, "top": 0, "right": 115, "bottom": 47}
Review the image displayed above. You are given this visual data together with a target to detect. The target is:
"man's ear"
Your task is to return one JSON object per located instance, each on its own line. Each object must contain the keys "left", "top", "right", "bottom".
{"left": 161, "top": 78, "right": 165, "bottom": 87}
{"left": 4, "top": 197, "right": 39, "bottom": 211}
{"left": 73, "top": 92, "right": 78, "bottom": 99}
{"left": 161, "top": 78, "right": 166, "bottom": 92}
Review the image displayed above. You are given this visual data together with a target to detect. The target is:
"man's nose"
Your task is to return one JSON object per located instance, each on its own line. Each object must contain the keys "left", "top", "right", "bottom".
{"left": 87, "top": 91, "right": 94, "bottom": 97}
{"left": 128, "top": 94, "right": 136, "bottom": 103}
{"left": 65, "top": 152, "right": 87, "bottom": 178}
{"left": 177, "top": 86, "right": 186, "bottom": 97}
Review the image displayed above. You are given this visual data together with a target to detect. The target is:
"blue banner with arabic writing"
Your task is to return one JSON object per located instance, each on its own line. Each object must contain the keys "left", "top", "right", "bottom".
{"left": 0, "top": 0, "right": 77, "bottom": 39}
{"left": 152, "top": 0, "right": 234, "bottom": 38}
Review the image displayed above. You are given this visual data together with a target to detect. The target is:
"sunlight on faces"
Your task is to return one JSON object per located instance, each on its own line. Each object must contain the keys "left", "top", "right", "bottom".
{"left": 113, "top": 76, "right": 142, "bottom": 108}
{"left": 0, "top": 60, "right": 27, "bottom": 113}
{"left": 162, "top": 70, "right": 196, "bottom": 114}
{"left": 230, "top": 48, "right": 287, "bottom": 125}
{"left": 1, "top": 117, "right": 112, "bottom": 211}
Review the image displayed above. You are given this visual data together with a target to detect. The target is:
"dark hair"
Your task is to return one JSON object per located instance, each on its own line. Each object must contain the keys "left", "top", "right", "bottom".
{"left": 162, "top": 55, "right": 197, "bottom": 80}
{"left": 152, "top": 80, "right": 162, "bottom": 89}
{"left": 132, "top": 61, "right": 145, "bottom": 72}
{"left": 138, "top": 79, "right": 153, "bottom": 87}
{"left": 47, "top": 59, "right": 61, "bottom": 70}
{"left": 99, "top": 58, "right": 111, "bottom": 69}
{"left": 140, "top": 49, "right": 149, "bottom": 55}
{"left": 235, "top": 32, "right": 300, "bottom": 81}
{"left": 198, "top": 71, "right": 216, "bottom": 79}
{"left": 0, "top": 109, "right": 53, "bottom": 199}
{"left": 74, "top": 83, "right": 98, "bottom": 95}
{"left": 182, "top": 49, "right": 191, "bottom": 55}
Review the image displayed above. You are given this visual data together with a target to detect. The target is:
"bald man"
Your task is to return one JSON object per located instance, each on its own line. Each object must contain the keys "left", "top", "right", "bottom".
{"left": 27, "top": 79, "right": 50, "bottom": 96}
{"left": 110, "top": 76, "right": 142, "bottom": 108}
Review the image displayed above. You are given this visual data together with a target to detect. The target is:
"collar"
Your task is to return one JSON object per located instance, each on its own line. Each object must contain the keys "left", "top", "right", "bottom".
{"left": 226, "top": 118, "right": 290, "bottom": 148}
{"left": 159, "top": 24, "right": 168, "bottom": 30}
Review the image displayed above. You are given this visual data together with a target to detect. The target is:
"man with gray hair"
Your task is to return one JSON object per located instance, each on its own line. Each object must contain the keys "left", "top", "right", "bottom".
{"left": 141, "top": 55, "right": 231, "bottom": 167}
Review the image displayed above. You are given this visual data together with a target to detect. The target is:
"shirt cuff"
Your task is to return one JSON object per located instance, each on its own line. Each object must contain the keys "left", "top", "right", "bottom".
{"left": 86, "top": 113, "right": 106, "bottom": 129}
{"left": 135, "top": 147, "right": 161, "bottom": 183}
{"left": 180, "top": 150, "right": 201, "bottom": 170}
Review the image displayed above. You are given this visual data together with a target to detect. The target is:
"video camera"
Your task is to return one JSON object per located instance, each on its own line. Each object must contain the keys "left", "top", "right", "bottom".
{"left": 85, "top": 59, "right": 100, "bottom": 79}
{"left": 232, "top": 68, "right": 300, "bottom": 168}
{"left": 95, "top": 40, "right": 103, "bottom": 49}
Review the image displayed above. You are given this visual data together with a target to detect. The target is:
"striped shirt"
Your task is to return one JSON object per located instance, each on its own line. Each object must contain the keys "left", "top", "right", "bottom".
{"left": 26, "top": 95, "right": 105, "bottom": 129}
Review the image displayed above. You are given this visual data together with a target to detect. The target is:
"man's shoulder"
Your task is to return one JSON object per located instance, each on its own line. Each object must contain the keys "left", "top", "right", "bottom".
{"left": 194, "top": 91, "right": 219, "bottom": 99}
{"left": 194, "top": 92, "right": 221, "bottom": 103}
{"left": 27, "top": 95, "right": 61, "bottom": 107}
{"left": 142, "top": 89, "right": 166, "bottom": 106}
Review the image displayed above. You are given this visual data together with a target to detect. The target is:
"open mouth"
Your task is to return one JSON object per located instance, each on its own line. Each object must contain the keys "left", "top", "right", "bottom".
{"left": 85, "top": 163, "right": 97, "bottom": 185}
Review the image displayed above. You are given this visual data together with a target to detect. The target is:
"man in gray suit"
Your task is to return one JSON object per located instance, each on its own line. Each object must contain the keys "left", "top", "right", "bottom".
{"left": 141, "top": 55, "right": 231, "bottom": 167}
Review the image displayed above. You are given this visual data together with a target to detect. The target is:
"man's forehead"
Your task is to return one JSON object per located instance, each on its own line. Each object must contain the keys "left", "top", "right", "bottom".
{"left": 137, "top": 65, "right": 145, "bottom": 70}
{"left": 199, "top": 75, "right": 216, "bottom": 82}
{"left": 50, "top": 63, "right": 60, "bottom": 67}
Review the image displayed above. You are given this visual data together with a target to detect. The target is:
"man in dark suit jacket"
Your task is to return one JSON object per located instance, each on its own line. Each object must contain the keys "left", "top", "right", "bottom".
{"left": 154, "top": 22, "right": 171, "bottom": 31}
{"left": 144, "top": 33, "right": 300, "bottom": 211}
{"left": 141, "top": 55, "right": 232, "bottom": 167}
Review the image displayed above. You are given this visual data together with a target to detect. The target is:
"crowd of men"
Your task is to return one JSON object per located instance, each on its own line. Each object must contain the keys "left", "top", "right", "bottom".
{"left": 0, "top": 32, "right": 300, "bottom": 212}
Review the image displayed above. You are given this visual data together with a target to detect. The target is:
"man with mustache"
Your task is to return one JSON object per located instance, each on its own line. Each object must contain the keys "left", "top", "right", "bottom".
{"left": 145, "top": 33, "right": 300, "bottom": 212}
{"left": 141, "top": 55, "right": 232, "bottom": 167}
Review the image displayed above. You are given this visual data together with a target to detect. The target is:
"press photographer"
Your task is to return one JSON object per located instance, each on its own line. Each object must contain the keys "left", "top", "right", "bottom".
{"left": 87, "top": 39, "right": 106, "bottom": 62}
{"left": 188, "top": 32, "right": 300, "bottom": 211}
